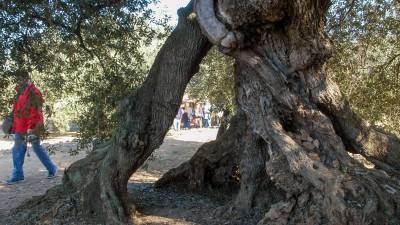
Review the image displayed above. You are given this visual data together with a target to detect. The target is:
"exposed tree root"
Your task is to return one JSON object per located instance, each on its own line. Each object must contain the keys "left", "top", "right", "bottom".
{"left": 11, "top": 143, "right": 113, "bottom": 225}
{"left": 10, "top": 1, "right": 400, "bottom": 224}
{"left": 156, "top": 115, "right": 243, "bottom": 191}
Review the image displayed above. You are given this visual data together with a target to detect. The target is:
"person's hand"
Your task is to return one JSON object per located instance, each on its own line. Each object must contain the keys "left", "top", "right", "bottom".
{"left": 27, "top": 129, "right": 33, "bottom": 134}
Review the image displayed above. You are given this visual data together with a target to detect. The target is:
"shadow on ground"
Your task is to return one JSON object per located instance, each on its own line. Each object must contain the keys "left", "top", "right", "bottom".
{"left": 130, "top": 137, "right": 266, "bottom": 225}
{"left": 0, "top": 129, "right": 266, "bottom": 225}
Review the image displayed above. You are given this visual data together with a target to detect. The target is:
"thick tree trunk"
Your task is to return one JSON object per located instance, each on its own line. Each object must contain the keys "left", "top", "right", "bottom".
{"left": 192, "top": 0, "right": 400, "bottom": 224}
{"left": 231, "top": 3, "right": 400, "bottom": 225}
{"left": 11, "top": 2, "right": 211, "bottom": 225}
{"left": 216, "top": 108, "right": 230, "bottom": 138}
{"left": 233, "top": 53, "right": 398, "bottom": 224}
{"left": 11, "top": 1, "right": 400, "bottom": 224}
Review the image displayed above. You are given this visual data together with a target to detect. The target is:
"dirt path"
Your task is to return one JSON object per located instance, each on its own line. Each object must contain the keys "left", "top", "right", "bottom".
{"left": 0, "top": 128, "right": 263, "bottom": 225}
{"left": 0, "top": 135, "right": 86, "bottom": 222}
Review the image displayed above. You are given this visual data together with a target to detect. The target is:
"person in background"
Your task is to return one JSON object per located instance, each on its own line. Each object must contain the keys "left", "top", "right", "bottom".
{"left": 186, "top": 104, "right": 194, "bottom": 128}
{"left": 174, "top": 106, "right": 184, "bottom": 131}
{"left": 6, "top": 70, "right": 58, "bottom": 185}
{"left": 194, "top": 102, "right": 204, "bottom": 128}
{"left": 181, "top": 108, "right": 190, "bottom": 130}
{"left": 203, "top": 100, "right": 212, "bottom": 128}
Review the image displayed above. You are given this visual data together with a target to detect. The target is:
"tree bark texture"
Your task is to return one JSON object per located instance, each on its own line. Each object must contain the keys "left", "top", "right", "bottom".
{"left": 11, "top": 2, "right": 212, "bottom": 225}
{"left": 216, "top": 109, "right": 230, "bottom": 138}
{"left": 193, "top": 0, "right": 400, "bottom": 224}
{"left": 233, "top": 6, "right": 400, "bottom": 225}
{"left": 10, "top": 1, "right": 400, "bottom": 225}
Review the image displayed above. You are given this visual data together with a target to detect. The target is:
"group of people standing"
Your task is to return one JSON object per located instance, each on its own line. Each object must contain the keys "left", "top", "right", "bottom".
{"left": 173, "top": 101, "right": 212, "bottom": 131}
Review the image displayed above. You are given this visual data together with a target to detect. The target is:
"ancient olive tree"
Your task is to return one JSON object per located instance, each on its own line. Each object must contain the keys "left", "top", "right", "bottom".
{"left": 11, "top": 0, "right": 400, "bottom": 225}
{"left": 160, "top": 0, "right": 400, "bottom": 224}
{"left": 11, "top": 2, "right": 211, "bottom": 225}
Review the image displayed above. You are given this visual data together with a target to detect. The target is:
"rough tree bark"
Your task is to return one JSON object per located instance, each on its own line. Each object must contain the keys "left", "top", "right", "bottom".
{"left": 11, "top": 1, "right": 400, "bottom": 224}
{"left": 10, "top": 2, "right": 211, "bottom": 225}
{"left": 157, "top": 112, "right": 284, "bottom": 211}
{"left": 161, "top": 0, "right": 400, "bottom": 224}
{"left": 216, "top": 108, "right": 230, "bottom": 138}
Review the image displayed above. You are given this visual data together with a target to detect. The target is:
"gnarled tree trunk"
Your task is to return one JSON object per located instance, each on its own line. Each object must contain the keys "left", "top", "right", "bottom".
{"left": 162, "top": 0, "right": 400, "bottom": 224}
{"left": 11, "top": 2, "right": 211, "bottom": 225}
{"left": 11, "top": 1, "right": 400, "bottom": 225}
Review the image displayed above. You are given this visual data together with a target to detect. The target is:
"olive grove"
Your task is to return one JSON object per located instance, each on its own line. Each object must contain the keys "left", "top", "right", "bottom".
{"left": 1, "top": 0, "right": 399, "bottom": 225}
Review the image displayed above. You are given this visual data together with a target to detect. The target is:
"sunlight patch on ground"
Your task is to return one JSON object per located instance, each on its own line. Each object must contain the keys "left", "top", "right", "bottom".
{"left": 131, "top": 171, "right": 162, "bottom": 183}
{"left": 0, "top": 135, "right": 77, "bottom": 151}
{"left": 348, "top": 152, "right": 375, "bottom": 169}
{"left": 135, "top": 128, "right": 218, "bottom": 175}
{"left": 0, "top": 129, "right": 218, "bottom": 224}
{"left": 167, "top": 128, "right": 218, "bottom": 142}
{"left": 135, "top": 214, "right": 198, "bottom": 225}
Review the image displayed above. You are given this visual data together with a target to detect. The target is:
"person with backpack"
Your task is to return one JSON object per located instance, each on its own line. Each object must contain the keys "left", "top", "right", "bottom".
{"left": 4, "top": 70, "right": 58, "bottom": 185}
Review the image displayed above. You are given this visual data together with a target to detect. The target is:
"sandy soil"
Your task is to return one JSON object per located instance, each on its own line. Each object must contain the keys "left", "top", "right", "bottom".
{"left": 0, "top": 127, "right": 385, "bottom": 225}
{"left": 0, "top": 135, "right": 86, "bottom": 221}
{"left": 0, "top": 128, "right": 263, "bottom": 225}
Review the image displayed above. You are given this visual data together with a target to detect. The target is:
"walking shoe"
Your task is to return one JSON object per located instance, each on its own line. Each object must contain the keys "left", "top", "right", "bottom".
{"left": 47, "top": 167, "right": 58, "bottom": 179}
{"left": 6, "top": 177, "right": 24, "bottom": 185}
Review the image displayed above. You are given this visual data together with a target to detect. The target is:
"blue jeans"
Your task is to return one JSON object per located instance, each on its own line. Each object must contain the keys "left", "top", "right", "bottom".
{"left": 11, "top": 133, "right": 57, "bottom": 180}
{"left": 173, "top": 118, "right": 181, "bottom": 131}
{"left": 184, "top": 120, "right": 191, "bottom": 129}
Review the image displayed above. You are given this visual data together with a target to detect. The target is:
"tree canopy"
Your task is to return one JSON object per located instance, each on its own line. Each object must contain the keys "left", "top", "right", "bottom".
{"left": 187, "top": 0, "right": 400, "bottom": 133}
{"left": 0, "top": 0, "right": 170, "bottom": 147}
{"left": 3, "top": 1, "right": 400, "bottom": 224}
{"left": 327, "top": 0, "right": 400, "bottom": 134}
{"left": 1, "top": 0, "right": 399, "bottom": 141}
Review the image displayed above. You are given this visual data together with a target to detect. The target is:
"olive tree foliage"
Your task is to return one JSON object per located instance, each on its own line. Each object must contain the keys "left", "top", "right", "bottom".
{"left": 186, "top": 47, "right": 235, "bottom": 113}
{"left": 327, "top": 0, "right": 400, "bottom": 134}
{"left": 0, "top": 0, "right": 170, "bottom": 147}
{"left": 187, "top": 0, "right": 399, "bottom": 134}
{"left": 1, "top": 0, "right": 398, "bottom": 144}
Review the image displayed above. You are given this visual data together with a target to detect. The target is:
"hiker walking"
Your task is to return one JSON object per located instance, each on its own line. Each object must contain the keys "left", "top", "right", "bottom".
{"left": 4, "top": 71, "right": 57, "bottom": 185}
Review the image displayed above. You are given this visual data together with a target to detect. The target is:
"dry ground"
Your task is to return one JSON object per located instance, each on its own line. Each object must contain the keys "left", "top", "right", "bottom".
{"left": 0, "top": 128, "right": 377, "bottom": 225}
{"left": 0, "top": 128, "right": 263, "bottom": 225}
